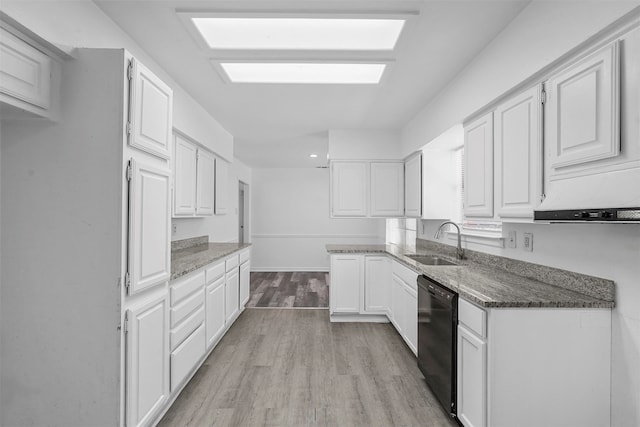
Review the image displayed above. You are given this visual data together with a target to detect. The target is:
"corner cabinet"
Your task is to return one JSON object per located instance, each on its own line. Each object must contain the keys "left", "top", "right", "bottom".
{"left": 464, "top": 112, "right": 494, "bottom": 218}
{"left": 494, "top": 85, "right": 543, "bottom": 221}
{"left": 330, "top": 160, "right": 405, "bottom": 218}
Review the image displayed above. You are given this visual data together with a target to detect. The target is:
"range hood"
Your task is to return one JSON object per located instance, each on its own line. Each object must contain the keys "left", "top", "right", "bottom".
{"left": 534, "top": 168, "right": 640, "bottom": 223}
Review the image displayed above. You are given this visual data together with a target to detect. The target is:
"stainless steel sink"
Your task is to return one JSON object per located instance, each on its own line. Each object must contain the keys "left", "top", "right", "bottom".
{"left": 406, "top": 254, "right": 458, "bottom": 266}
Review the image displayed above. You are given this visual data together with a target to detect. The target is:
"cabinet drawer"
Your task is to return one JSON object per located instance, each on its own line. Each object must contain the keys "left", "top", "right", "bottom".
{"left": 225, "top": 254, "right": 239, "bottom": 272}
{"left": 171, "top": 270, "right": 205, "bottom": 305}
{"left": 239, "top": 249, "right": 250, "bottom": 264}
{"left": 170, "top": 324, "right": 205, "bottom": 392}
{"left": 392, "top": 260, "right": 418, "bottom": 291}
{"left": 170, "top": 306, "right": 204, "bottom": 350}
{"left": 206, "top": 262, "right": 225, "bottom": 283}
{"left": 170, "top": 290, "right": 204, "bottom": 328}
{"left": 459, "top": 298, "right": 486, "bottom": 338}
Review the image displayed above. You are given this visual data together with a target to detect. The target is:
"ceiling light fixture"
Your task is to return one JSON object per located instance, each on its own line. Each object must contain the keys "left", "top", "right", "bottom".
{"left": 218, "top": 62, "right": 386, "bottom": 84}
{"left": 190, "top": 17, "right": 406, "bottom": 51}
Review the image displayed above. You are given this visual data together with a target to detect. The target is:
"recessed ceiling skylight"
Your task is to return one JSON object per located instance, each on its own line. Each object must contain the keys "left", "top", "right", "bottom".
{"left": 219, "top": 62, "right": 386, "bottom": 84}
{"left": 191, "top": 17, "right": 406, "bottom": 50}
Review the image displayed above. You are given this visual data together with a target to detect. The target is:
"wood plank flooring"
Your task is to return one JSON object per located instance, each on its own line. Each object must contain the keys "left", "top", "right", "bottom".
{"left": 158, "top": 309, "right": 458, "bottom": 427}
{"left": 248, "top": 272, "right": 329, "bottom": 308}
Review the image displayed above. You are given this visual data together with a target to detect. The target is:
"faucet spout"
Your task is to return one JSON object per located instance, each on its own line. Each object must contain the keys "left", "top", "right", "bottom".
{"left": 434, "top": 221, "right": 465, "bottom": 260}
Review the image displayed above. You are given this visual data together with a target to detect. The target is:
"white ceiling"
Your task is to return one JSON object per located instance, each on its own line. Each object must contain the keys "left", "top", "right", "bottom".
{"left": 95, "top": 0, "right": 529, "bottom": 167}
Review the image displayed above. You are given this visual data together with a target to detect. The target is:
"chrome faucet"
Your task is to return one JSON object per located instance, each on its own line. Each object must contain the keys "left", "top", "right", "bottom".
{"left": 434, "top": 221, "right": 465, "bottom": 260}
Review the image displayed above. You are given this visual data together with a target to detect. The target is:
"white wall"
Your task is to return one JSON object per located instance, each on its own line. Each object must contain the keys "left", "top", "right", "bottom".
{"left": 402, "top": 4, "right": 640, "bottom": 425}
{"left": 251, "top": 168, "right": 384, "bottom": 271}
{"left": 329, "top": 129, "right": 402, "bottom": 160}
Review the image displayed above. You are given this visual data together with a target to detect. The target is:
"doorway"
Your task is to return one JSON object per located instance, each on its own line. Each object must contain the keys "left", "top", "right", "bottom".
{"left": 238, "top": 181, "right": 249, "bottom": 244}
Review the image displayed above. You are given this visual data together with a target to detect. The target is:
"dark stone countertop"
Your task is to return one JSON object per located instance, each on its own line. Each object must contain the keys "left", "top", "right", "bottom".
{"left": 326, "top": 243, "right": 614, "bottom": 309}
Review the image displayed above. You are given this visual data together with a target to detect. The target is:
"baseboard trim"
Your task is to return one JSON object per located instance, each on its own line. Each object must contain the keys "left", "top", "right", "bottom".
{"left": 250, "top": 268, "right": 330, "bottom": 272}
{"left": 329, "top": 313, "right": 390, "bottom": 323}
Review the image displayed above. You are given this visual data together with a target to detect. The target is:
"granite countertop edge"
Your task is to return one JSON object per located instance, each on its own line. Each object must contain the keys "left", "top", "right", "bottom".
{"left": 171, "top": 242, "right": 252, "bottom": 280}
{"left": 325, "top": 244, "right": 614, "bottom": 309}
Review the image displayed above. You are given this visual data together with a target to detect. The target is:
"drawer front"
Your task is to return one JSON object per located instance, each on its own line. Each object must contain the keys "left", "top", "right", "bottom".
{"left": 392, "top": 260, "right": 419, "bottom": 291}
{"left": 171, "top": 270, "right": 205, "bottom": 305}
{"left": 206, "top": 262, "right": 225, "bottom": 283}
{"left": 225, "top": 254, "right": 239, "bottom": 272}
{"left": 170, "top": 324, "right": 205, "bottom": 392}
{"left": 170, "top": 290, "right": 204, "bottom": 328}
{"left": 170, "top": 306, "right": 204, "bottom": 350}
{"left": 459, "top": 298, "right": 487, "bottom": 338}
{"left": 239, "top": 249, "right": 250, "bottom": 264}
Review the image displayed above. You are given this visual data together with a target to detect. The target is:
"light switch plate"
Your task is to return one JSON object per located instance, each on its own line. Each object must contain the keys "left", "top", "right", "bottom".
{"left": 523, "top": 232, "right": 533, "bottom": 252}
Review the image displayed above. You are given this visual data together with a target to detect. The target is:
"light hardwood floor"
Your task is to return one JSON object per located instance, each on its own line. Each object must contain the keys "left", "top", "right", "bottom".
{"left": 158, "top": 309, "right": 458, "bottom": 427}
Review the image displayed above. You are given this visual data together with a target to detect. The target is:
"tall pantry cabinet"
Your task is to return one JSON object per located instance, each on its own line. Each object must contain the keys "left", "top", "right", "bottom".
{"left": 1, "top": 48, "right": 172, "bottom": 427}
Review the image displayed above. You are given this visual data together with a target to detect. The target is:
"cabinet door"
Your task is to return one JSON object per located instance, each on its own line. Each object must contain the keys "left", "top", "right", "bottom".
{"left": 329, "top": 255, "right": 363, "bottom": 314}
{"left": 370, "top": 162, "right": 404, "bottom": 217}
{"left": 239, "top": 261, "right": 250, "bottom": 308}
{"left": 390, "top": 275, "right": 405, "bottom": 334}
{"left": 364, "top": 256, "right": 390, "bottom": 313}
{"left": 545, "top": 42, "right": 619, "bottom": 175}
{"left": 457, "top": 325, "right": 487, "bottom": 427}
{"left": 128, "top": 158, "right": 171, "bottom": 295}
{"left": 126, "top": 294, "right": 169, "bottom": 427}
{"left": 206, "top": 277, "right": 226, "bottom": 349}
{"left": 214, "top": 158, "right": 228, "bottom": 215}
{"left": 404, "top": 153, "right": 422, "bottom": 218}
{"left": 128, "top": 58, "right": 173, "bottom": 159}
{"left": 173, "top": 135, "right": 197, "bottom": 216}
{"left": 225, "top": 269, "right": 239, "bottom": 324}
{"left": 0, "top": 28, "right": 51, "bottom": 109}
{"left": 464, "top": 112, "right": 494, "bottom": 218}
{"left": 495, "top": 85, "right": 542, "bottom": 220}
{"left": 403, "top": 284, "right": 418, "bottom": 355}
{"left": 196, "top": 149, "right": 215, "bottom": 216}
{"left": 331, "top": 162, "right": 368, "bottom": 217}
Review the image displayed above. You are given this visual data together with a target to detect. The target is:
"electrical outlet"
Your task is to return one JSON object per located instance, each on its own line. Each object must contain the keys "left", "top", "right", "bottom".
{"left": 523, "top": 232, "right": 533, "bottom": 252}
{"left": 172, "top": 223, "right": 177, "bottom": 235}
{"left": 507, "top": 231, "right": 517, "bottom": 248}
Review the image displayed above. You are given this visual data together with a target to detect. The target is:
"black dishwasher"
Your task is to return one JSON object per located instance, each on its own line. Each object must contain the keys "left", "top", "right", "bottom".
{"left": 417, "top": 275, "right": 458, "bottom": 419}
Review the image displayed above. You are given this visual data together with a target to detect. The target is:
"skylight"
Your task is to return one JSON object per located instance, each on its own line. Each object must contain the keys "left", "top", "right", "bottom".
{"left": 191, "top": 17, "right": 406, "bottom": 50}
{"left": 219, "top": 62, "right": 386, "bottom": 84}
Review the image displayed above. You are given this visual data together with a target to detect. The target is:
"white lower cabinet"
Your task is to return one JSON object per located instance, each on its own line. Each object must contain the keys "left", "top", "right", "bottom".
{"left": 126, "top": 293, "right": 170, "bottom": 427}
{"left": 391, "top": 260, "right": 418, "bottom": 355}
{"left": 457, "top": 298, "right": 612, "bottom": 427}
{"left": 457, "top": 324, "right": 487, "bottom": 427}
{"left": 390, "top": 275, "right": 405, "bottom": 334}
{"left": 402, "top": 283, "right": 418, "bottom": 354}
{"left": 329, "top": 254, "right": 363, "bottom": 314}
{"left": 170, "top": 324, "right": 205, "bottom": 391}
{"left": 225, "top": 266, "right": 240, "bottom": 324}
{"left": 364, "top": 256, "right": 390, "bottom": 314}
{"left": 239, "top": 249, "right": 251, "bottom": 308}
{"left": 205, "top": 275, "right": 226, "bottom": 349}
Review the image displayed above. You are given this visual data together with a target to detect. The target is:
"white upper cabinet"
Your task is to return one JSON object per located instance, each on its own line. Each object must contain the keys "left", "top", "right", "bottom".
{"left": 545, "top": 41, "right": 619, "bottom": 175}
{"left": 214, "top": 157, "right": 229, "bottom": 215}
{"left": 0, "top": 27, "right": 51, "bottom": 110}
{"left": 464, "top": 112, "right": 494, "bottom": 218}
{"left": 128, "top": 58, "right": 173, "bottom": 159}
{"left": 404, "top": 152, "right": 422, "bottom": 218}
{"left": 196, "top": 149, "right": 215, "bottom": 216}
{"left": 331, "top": 161, "right": 368, "bottom": 217}
{"left": 495, "top": 85, "right": 543, "bottom": 220}
{"left": 173, "top": 134, "right": 197, "bottom": 216}
{"left": 370, "top": 162, "right": 404, "bottom": 217}
{"left": 127, "top": 158, "right": 171, "bottom": 295}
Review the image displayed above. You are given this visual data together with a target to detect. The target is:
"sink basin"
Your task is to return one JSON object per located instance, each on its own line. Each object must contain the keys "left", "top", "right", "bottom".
{"left": 406, "top": 254, "right": 458, "bottom": 266}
